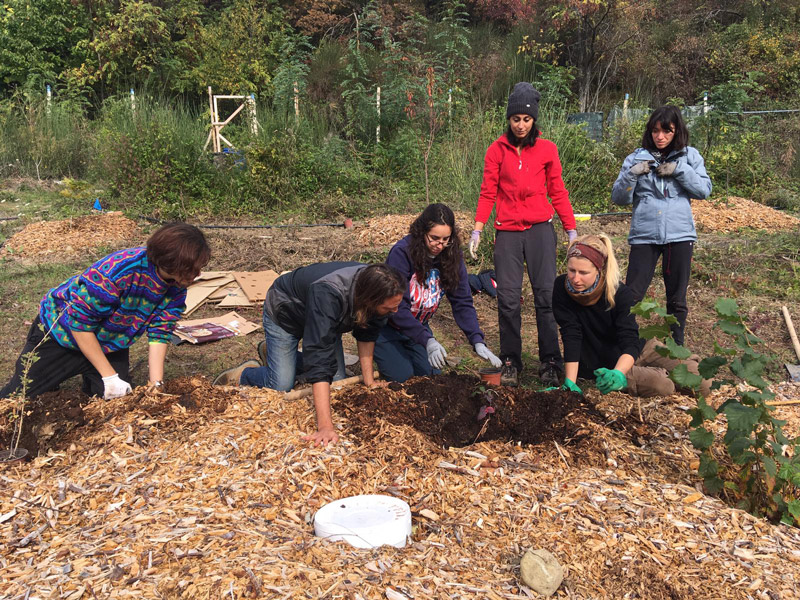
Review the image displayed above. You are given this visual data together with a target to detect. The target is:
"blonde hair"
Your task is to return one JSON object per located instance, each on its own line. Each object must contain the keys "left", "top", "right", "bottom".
{"left": 567, "top": 234, "right": 620, "bottom": 309}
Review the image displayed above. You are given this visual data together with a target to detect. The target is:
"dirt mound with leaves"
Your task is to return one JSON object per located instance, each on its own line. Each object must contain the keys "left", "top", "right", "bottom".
{"left": 0, "top": 212, "right": 141, "bottom": 259}
{"left": 2, "top": 375, "right": 800, "bottom": 599}
{"left": 692, "top": 196, "right": 800, "bottom": 233}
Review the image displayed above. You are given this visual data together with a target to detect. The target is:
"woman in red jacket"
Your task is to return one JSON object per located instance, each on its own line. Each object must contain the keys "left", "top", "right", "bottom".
{"left": 469, "top": 82, "right": 577, "bottom": 387}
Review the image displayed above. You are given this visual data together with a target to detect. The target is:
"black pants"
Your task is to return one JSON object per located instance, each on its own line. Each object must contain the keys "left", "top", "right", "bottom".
{"left": 0, "top": 317, "right": 130, "bottom": 399}
{"left": 494, "top": 222, "right": 563, "bottom": 372}
{"left": 626, "top": 241, "right": 694, "bottom": 345}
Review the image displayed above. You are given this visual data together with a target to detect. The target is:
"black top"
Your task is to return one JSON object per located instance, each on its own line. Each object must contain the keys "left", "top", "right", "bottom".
{"left": 265, "top": 262, "right": 387, "bottom": 384}
{"left": 552, "top": 274, "right": 644, "bottom": 379}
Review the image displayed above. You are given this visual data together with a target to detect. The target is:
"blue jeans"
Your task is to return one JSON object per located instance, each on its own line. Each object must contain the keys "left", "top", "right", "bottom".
{"left": 373, "top": 324, "right": 438, "bottom": 383}
{"left": 240, "top": 311, "right": 346, "bottom": 391}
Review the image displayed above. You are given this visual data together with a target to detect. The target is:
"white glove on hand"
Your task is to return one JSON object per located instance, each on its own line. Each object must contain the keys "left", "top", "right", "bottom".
{"left": 468, "top": 230, "right": 481, "bottom": 260}
{"left": 474, "top": 342, "right": 502, "bottom": 368}
{"left": 426, "top": 338, "right": 448, "bottom": 370}
{"left": 102, "top": 373, "right": 132, "bottom": 400}
{"left": 567, "top": 229, "right": 578, "bottom": 243}
{"left": 629, "top": 161, "right": 652, "bottom": 176}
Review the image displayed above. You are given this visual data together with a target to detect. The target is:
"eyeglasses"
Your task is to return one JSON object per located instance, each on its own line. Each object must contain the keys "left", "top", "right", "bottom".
{"left": 426, "top": 233, "right": 454, "bottom": 248}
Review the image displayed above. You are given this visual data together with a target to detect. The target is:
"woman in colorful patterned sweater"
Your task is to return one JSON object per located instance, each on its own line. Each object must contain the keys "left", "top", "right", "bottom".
{"left": 1, "top": 223, "right": 210, "bottom": 401}
{"left": 374, "top": 203, "right": 502, "bottom": 382}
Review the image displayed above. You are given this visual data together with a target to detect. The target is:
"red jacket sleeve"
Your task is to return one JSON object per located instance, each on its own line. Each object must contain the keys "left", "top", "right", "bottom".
{"left": 475, "top": 141, "right": 502, "bottom": 225}
{"left": 544, "top": 143, "right": 577, "bottom": 231}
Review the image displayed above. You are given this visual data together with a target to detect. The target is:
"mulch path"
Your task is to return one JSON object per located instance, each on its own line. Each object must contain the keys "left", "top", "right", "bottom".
{"left": 2, "top": 375, "right": 800, "bottom": 599}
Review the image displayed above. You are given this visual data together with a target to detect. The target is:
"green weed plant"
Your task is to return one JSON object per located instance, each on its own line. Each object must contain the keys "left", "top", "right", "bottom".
{"left": 633, "top": 298, "right": 800, "bottom": 526}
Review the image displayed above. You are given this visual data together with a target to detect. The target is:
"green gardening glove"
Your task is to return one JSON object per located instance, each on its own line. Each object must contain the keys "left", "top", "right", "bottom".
{"left": 561, "top": 378, "right": 582, "bottom": 394}
{"left": 594, "top": 368, "right": 627, "bottom": 394}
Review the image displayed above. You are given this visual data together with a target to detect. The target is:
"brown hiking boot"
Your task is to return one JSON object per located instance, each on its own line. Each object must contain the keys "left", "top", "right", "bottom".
{"left": 213, "top": 359, "right": 260, "bottom": 386}
{"left": 257, "top": 340, "right": 267, "bottom": 366}
{"left": 539, "top": 361, "right": 562, "bottom": 389}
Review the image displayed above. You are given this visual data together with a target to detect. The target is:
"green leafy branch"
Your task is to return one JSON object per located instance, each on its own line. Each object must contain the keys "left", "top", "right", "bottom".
{"left": 632, "top": 297, "right": 800, "bottom": 525}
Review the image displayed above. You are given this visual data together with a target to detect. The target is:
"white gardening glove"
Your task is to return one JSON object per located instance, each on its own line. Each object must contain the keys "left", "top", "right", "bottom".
{"left": 474, "top": 342, "right": 502, "bottom": 368}
{"left": 102, "top": 373, "right": 132, "bottom": 400}
{"left": 426, "top": 338, "right": 448, "bottom": 370}
{"left": 567, "top": 229, "right": 578, "bottom": 243}
{"left": 468, "top": 230, "right": 481, "bottom": 260}
{"left": 629, "top": 161, "right": 652, "bottom": 176}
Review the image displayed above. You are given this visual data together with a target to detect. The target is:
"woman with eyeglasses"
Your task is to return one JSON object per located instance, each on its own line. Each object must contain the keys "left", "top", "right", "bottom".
{"left": 373, "top": 203, "right": 502, "bottom": 382}
{"left": 1, "top": 223, "right": 211, "bottom": 401}
{"left": 469, "top": 82, "right": 577, "bottom": 387}
{"left": 611, "top": 105, "right": 712, "bottom": 346}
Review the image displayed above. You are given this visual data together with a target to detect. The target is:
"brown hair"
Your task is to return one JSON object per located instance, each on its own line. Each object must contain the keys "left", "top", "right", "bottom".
{"left": 408, "top": 203, "right": 463, "bottom": 294}
{"left": 146, "top": 223, "right": 211, "bottom": 281}
{"left": 352, "top": 264, "right": 405, "bottom": 327}
{"left": 567, "top": 234, "right": 620, "bottom": 309}
{"left": 642, "top": 105, "right": 689, "bottom": 154}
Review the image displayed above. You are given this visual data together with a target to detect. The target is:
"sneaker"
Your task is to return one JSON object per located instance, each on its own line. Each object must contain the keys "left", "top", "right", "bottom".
{"left": 500, "top": 359, "right": 519, "bottom": 387}
{"left": 539, "top": 361, "right": 562, "bottom": 389}
{"left": 257, "top": 340, "right": 267, "bottom": 366}
{"left": 213, "top": 359, "right": 260, "bottom": 386}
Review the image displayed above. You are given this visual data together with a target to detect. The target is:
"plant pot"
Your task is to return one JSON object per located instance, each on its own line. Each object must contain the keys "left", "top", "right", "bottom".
{"left": 0, "top": 448, "right": 29, "bottom": 464}
{"left": 479, "top": 367, "right": 502, "bottom": 386}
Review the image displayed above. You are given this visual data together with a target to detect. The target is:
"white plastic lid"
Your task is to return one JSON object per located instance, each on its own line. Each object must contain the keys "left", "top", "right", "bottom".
{"left": 313, "top": 494, "right": 411, "bottom": 549}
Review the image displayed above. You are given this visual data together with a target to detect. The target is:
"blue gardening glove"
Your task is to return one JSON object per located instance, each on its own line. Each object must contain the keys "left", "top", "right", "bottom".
{"left": 474, "top": 343, "right": 502, "bottom": 368}
{"left": 426, "top": 338, "right": 448, "bottom": 370}
{"left": 594, "top": 368, "right": 627, "bottom": 394}
{"left": 468, "top": 230, "right": 481, "bottom": 259}
{"left": 655, "top": 162, "right": 677, "bottom": 177}
{"left": 567, "top": 229, "right": 578, "bottom": 243}
{"left": 561, "top": 377, "right": 582, "bottom": 394}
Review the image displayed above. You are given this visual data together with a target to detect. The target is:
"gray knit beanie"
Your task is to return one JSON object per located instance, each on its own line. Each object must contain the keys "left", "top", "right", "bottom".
{"left": 506, "top": 82, "right": 540, "bottom": 120}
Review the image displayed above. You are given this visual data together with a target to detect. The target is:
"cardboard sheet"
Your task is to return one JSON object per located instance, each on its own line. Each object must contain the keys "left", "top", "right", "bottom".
{"left": 184, "top": 285, "right": 219, "bottom": 316}
{"left": 233, "top": 270, "right": 280, "bottom": 302}
{"left": 174, "top": 311, "right": 261, "bottom": 344}
{"left": 217, "top": 285, "right": 254, "bottom": 307}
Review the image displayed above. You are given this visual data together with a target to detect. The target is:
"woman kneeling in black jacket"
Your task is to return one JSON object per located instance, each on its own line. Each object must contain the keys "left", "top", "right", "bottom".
{"left": 552, "top": 234, "right": 710, "bottom": 397}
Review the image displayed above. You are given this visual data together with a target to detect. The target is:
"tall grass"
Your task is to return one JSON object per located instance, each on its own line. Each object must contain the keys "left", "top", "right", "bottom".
{"left": 0, "top": 99, "right": 89, "bottom": 180}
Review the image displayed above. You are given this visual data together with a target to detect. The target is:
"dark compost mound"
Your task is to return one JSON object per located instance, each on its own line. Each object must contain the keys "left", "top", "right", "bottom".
{"left": 338, "top": 373, "right": 596, "bottom": 448}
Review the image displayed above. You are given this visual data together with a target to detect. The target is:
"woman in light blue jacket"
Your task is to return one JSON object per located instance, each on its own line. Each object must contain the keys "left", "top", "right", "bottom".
{"left": 612, "top": 105, "right": 711, "bottom": 345}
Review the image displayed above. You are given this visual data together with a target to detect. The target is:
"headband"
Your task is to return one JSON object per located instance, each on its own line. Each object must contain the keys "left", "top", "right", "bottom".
{"left": 567, "top": 243, "right": 606, "bottom": 271}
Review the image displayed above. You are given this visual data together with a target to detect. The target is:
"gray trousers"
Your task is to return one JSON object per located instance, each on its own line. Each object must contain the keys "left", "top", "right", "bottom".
{"left": 494, "top": 222, "right": 563, "bottom": 372}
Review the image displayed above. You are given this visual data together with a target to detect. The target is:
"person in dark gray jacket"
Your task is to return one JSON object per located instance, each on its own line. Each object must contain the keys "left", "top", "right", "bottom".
{"left": 611, "top": 105, "right": 712, "bottom": 345}
{"left": 214, "top": 262, "right": 405, "bottom": 446}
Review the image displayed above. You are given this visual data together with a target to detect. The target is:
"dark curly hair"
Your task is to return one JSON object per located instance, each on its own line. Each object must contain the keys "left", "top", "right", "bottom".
{"left": 407, "top": 203, "right": 463, "bottom": 294}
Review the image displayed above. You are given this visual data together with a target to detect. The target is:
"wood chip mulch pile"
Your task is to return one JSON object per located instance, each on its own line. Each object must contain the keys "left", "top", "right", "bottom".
{"left": 2, "top": 376, "right": 800, "bottom": 599}
{"left": 357, "top": 212, "right": 475, "bottom": 247}
{"left": 0, "top": 212, "right": 141, "bottom": 259}
{"left": 692, "top": 196, "right": 800, "bottom": 233}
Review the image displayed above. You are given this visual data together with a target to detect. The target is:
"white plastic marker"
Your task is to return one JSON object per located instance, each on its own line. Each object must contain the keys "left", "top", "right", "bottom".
{"left": 313, "top": 494, "right": 411, "bottom": 549}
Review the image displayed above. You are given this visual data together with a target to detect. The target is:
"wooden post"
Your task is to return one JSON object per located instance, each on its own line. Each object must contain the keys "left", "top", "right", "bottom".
{"left": 376, "top": 86, "right": 381, "bottom": 144}
{"left": 294, "top": 81, "right": 300, "bottom": 125}
{"left": 448, "top": 88, "right": 452, "bottom": 121}
{"left": 208, "top": 86, "right": 218, "bottom": 153}
{"left": 248, "top": 94, "right": 258, "bottom": 135}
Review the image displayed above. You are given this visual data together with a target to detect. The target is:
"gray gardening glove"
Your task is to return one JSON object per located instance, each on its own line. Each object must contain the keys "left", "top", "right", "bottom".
{"left": 474, "top": 343, "right": 502, "bottom": 368}
{"left": 629, "top": 161, "right": 652, "bottom": 176}
{"left": 426, "top": 338, "right": 448, "bottom": 370}
{"left": 102, "top": 373, "right": 132, "bottom": 400}
{"left": 567, "top": 229, "right": 578, "bottom": 243}
{"left": 656, "top": 161, "right": 677, "bottom": 177}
